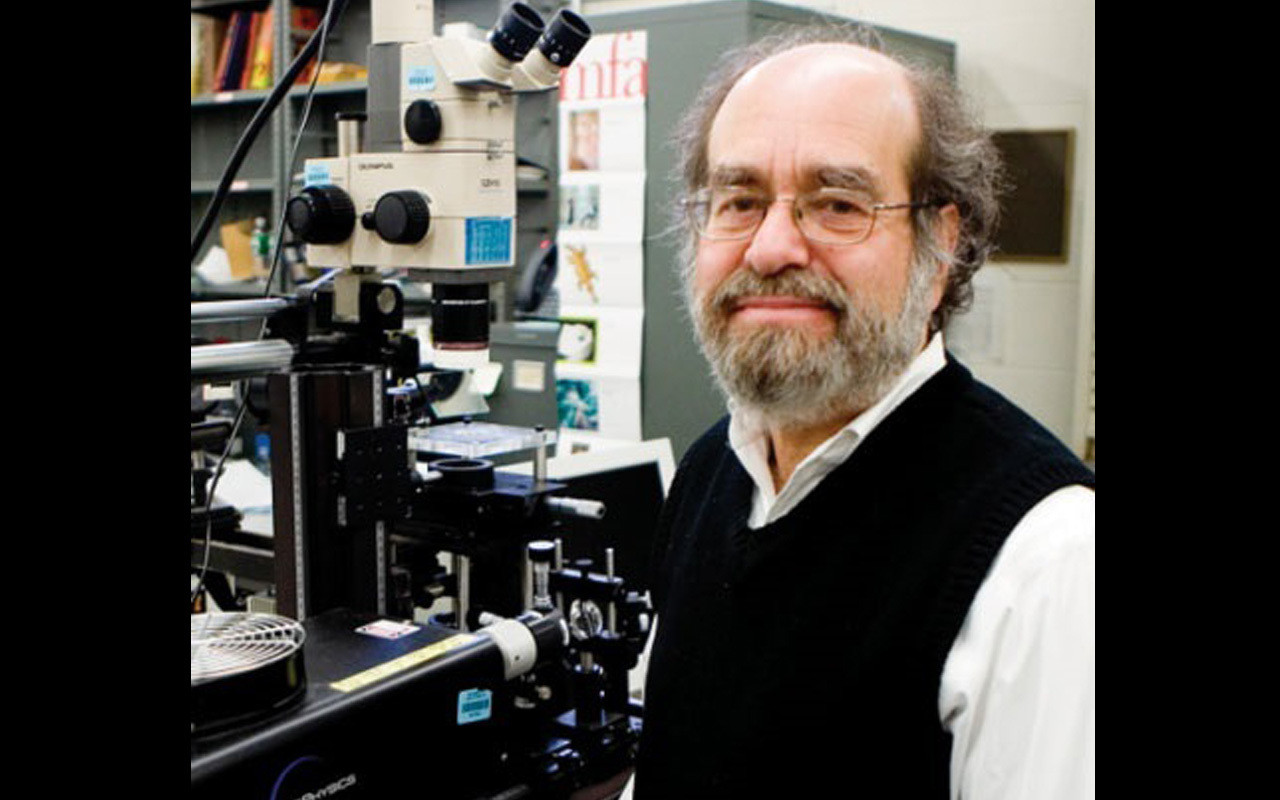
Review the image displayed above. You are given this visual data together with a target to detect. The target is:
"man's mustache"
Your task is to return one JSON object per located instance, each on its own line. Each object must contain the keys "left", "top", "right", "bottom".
{"left": 706, "top": 269, "right": 849, "bottom": 318}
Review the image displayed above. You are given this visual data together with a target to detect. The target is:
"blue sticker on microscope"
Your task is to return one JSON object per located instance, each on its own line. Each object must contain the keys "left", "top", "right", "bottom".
{"left": 457, "top": 688, "right": 492, "bottom": 724}
{"left": 304, "top": 163, "right": 330, "bottom": 187}
{"left": 465, "top": 218, "right": 513, "bottom": 265}
{"left": 407, "top": 66, "right": 436, "bottom": 92}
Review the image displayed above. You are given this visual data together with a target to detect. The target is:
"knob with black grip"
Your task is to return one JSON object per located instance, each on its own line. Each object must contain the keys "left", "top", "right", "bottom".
{"left": 404, "top": 99, "right": 443, "bottom": 145}
{"left": 372, "top": 191, "right": 431, "bottom": 244}
{"left": 285, "top": 185, "right": 356, "bottom": 245}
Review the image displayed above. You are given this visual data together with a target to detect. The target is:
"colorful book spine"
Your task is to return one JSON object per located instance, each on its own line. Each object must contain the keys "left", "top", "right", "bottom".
{"left": 246, "top": 9, "right": 275, "bottom": 90}
{"left": 218, "top": 12, "right": 253, "bottom": 92}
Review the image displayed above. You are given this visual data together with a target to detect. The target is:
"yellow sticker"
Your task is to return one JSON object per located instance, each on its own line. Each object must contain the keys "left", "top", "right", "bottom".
{"left": 330, "top": 633, "right": 480, "bottom": 693}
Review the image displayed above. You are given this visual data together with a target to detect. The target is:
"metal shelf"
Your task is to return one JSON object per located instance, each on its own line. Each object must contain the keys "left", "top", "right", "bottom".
{"left": 192, "top": 179, "right": 275, "bottom": 195}
{"left": 191, "top": 80, "right": 367, "bottom": 108}
{"left": 191, "top": 0, "right": 271, "bottom": 12}
{"left": 191, "top": 0, "right": 329, "bottom": 11}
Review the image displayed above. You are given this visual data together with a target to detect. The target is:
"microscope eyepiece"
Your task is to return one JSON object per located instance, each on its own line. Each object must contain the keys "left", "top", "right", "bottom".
{"left": 488, "top": 2, "right": 545, "bottom": 64}
{"left": 537, "top": 9, "right": 592, "bottom": 67}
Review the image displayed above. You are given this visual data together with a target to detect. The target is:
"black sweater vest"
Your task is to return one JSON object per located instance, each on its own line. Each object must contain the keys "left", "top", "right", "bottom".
{"left": 635, "top": 358, "right": 1095, "bottom": 798}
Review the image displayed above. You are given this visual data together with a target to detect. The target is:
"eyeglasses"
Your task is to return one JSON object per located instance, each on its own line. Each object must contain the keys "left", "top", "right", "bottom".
{"left": 681, "top": 186, "right": 942, "bottom": 245}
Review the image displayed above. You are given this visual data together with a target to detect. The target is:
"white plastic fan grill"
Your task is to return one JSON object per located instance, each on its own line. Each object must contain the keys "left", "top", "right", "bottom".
{"left": 191, "top": 612, "right": 306, "bottom": 686}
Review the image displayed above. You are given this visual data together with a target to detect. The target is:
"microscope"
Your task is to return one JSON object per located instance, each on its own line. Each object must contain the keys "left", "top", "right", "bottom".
{"left": 283, "top": 0, "right": 590, "bottom": 369}
{"left": 191, "top": 3, "right": 650, "bottom": 798}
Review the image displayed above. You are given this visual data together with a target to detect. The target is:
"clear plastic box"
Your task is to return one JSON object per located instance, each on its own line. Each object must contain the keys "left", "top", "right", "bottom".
{"left": 407, "top": 421, "right": 557, "bottom": 458}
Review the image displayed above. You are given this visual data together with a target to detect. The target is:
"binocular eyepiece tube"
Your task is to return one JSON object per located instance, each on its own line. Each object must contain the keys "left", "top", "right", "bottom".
{"left": 485, "top": 3, "right": 593, "bottom": 84}
{"left": 488, "top": 2, "right": 545, "bottom": 64}
{"left": 534, "top": 7, "right": 592, "bottom": 67}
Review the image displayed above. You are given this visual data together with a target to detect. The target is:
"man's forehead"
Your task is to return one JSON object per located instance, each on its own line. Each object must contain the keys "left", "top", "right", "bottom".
{"left": 707, "top": 43, "right": 920, "bottom": 190}
{"left": 717, "top": 42, "right": 917, "bottom": 127}
{"left": 742, "top": 41, "right": 907, "bottom": 85}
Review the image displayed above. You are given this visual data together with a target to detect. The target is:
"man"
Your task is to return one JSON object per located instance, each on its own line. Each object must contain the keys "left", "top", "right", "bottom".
{"left": 626, "top": 25, "right": 1095, "bottom": 800}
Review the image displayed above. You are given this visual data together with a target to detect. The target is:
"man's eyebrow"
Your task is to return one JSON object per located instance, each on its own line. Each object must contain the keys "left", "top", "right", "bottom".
{"left": 707, "top": 165, "right": 765, "bottom": 188}
{"left": 810, "top": 165, "right": 881, "bottom": 195}
{"left": 706, "top": 164, "right": 883, "bottom": 194}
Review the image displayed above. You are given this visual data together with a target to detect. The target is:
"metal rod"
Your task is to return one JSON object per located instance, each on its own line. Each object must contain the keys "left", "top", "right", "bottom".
{"left": 455, "top": 553, "right": 471, "bottom": 632}
{"left": 191, "top": 340, "right": 296, "bottom": 383}
{"left": 372, "top": 368, "right": 387, "bottom": 616}
{"left": 523, "top": 549, "right": 533, "bottom": 612}
{"left": 545, "top": 496, "right": 605, "bottom": 519}
{"left": 337, "top": 114, "right": 362, "bottom": 157}
{"left": 605, "top": 547, "right": 616, "bottom": 634}
{"left": 534, "top": 425, "right": 547, "bottom": 484}
{"left": 289, "top": 371, "right": 307, "bottom": 621}
{"left": 191, "top": 298, "right": 295, "bottom": 323}
{"left": 555, "top": 538, "right": 564, "bottom": 614}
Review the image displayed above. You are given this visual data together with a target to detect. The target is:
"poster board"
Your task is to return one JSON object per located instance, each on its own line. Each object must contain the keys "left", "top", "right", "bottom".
{"left": 990, "top": 129, "right": 1073, "bottom": 263}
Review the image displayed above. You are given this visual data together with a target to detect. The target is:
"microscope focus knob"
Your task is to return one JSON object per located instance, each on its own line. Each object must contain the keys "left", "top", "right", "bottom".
{"left": 404, "top": 99, "right": 443, "bottom": 145}
{"left": 373, "top": 191, "right": 431, "bottom": 244}
{"left": 285, "top": 185, "right": 356, "bottom": 244}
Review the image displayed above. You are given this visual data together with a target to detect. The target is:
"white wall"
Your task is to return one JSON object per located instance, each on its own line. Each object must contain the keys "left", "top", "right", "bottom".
{"left": 583, "top": 0, "right": 1096, "bottom": 456}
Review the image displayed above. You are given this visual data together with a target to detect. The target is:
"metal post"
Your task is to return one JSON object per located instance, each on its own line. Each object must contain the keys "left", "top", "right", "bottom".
{"left": 554, "top": 538, "right": 564, "bottom": 614}
{"left": 455, "top": 553, "right": 472, "bottom": 632}
{"left": 605, "top": 547, "right": 616, "bottom": 634}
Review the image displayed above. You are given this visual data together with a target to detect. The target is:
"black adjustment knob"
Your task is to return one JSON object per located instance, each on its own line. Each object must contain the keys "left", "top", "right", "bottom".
{"left": 285, "top": 185, "right": 355, "bottom": 244}
{"left": 373, "top": 191, "right": 431, "bottom": 244}
{"left": 404, "top": 100, "right": 443, "bottom": 145}
{"left": 528, "top": 540, "right": 556, "bottom": 564}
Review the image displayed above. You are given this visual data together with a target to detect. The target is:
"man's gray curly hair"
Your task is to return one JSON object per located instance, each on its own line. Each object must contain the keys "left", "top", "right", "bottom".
{"left": 671, "top": 23, "right": 1008, "bottom": 333}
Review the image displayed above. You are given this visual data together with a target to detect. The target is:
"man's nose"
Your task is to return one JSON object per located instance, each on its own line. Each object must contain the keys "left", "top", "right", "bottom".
{"left": 743, "top": 199, "right": 811, "bottom": 276}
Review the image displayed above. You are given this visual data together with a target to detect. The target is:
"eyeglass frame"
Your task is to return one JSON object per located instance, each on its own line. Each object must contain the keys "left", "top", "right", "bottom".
{"left": 679, "top": 185, "right": 946, "bottom": 246}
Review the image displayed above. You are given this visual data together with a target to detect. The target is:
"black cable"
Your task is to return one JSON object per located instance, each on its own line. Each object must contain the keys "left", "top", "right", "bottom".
{"left": 190, "top": 0, "right": 350, "bottom": 265}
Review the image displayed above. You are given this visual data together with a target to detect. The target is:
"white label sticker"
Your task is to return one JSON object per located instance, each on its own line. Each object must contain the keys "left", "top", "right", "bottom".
{"left": 457, "top": 688, "right": 492, "bottom": 724}
{"left": 407, "top": 65, "right": 436, "bottom": 92}
{"left": 513, "top": 360, "right": 546, "bottom": 392}
{"left": 304, "top": 163, "right": 331, "bottom": 188}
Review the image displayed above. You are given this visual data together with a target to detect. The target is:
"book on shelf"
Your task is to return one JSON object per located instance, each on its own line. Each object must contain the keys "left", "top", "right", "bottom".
{"left": 245, "top": 8, "right": 275, "bottom": 90}
{"left": 292, "top": 7, "right": 323, "bottom": 85}
{"left": 214, "top": 11, "right": 254, "bottom": 92}
{"left": 192, "top": 7, "right": 360, "bottom": 98}
{"left": 190, "top": 13, "right": 228, "bottom": 96}
{"left": 315, "top": 62, "right": 369, "bottom": 84}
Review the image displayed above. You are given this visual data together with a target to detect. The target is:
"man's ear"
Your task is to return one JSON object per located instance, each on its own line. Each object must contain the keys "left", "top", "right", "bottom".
{"left": 930, "top": 203, "right": 961, "bottom": 307}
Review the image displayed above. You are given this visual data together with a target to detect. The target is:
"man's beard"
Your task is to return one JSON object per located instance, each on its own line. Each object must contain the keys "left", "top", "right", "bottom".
{"left": 689, "top": 255, "right": 937, "bottom": 430}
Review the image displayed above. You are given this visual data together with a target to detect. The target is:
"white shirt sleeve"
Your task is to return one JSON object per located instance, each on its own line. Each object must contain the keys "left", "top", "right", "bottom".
{"left": 619, "top": 769, "right": 637, "bottom": 800}
{"left": 939, "top": 484, "right": 1095, "bottom": 800}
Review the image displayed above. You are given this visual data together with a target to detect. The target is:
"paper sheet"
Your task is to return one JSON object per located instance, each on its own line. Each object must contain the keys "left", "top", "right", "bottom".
{"left": 553, "top": 30, "right": 649, "bottom": 448}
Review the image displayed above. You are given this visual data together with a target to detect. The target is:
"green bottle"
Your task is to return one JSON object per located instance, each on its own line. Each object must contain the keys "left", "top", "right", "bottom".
{"left": 251, "top": 217, "right": 271, "bottom": 272}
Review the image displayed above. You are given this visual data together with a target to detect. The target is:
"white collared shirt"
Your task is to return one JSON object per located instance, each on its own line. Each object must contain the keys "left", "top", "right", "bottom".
{"left": 623, "top": 335, "right": 1094, "bottom": 800}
